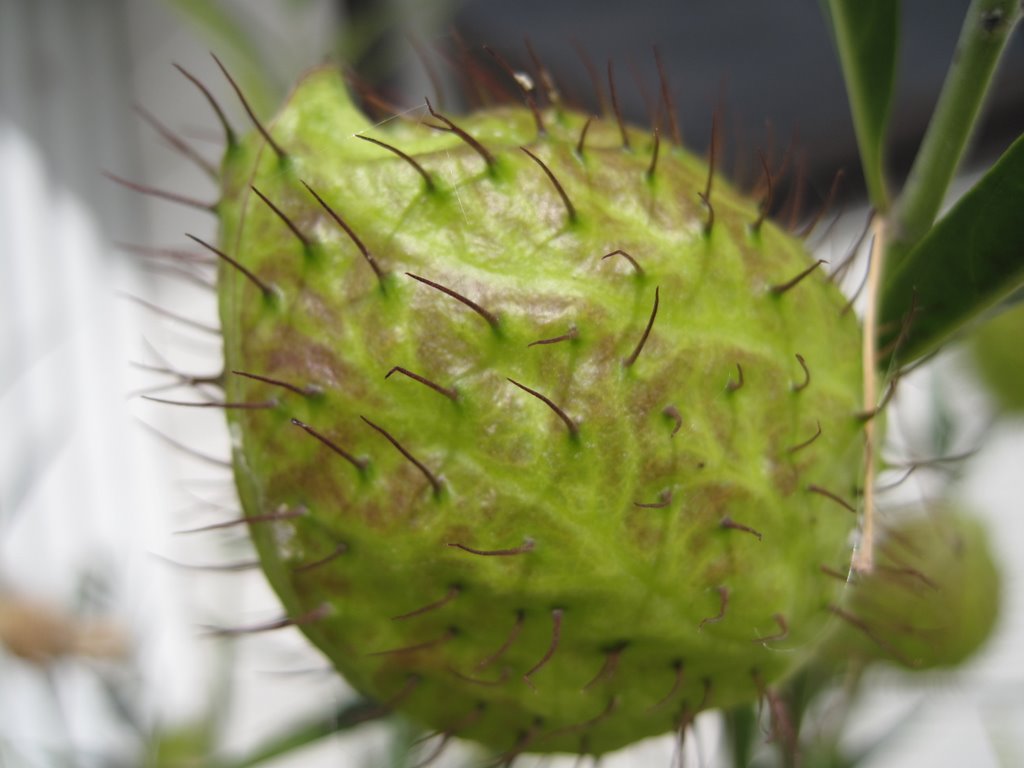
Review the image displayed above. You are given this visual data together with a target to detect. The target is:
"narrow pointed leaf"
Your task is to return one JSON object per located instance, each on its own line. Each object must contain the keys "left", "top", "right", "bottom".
{"left": 880, "top": 134, "right": 1024, "bottom": 367}
{"left": 888, "top": 0, "right": 1022, "bottom": 265}
{"left": 822, "top": 0, "right": 900, "bottom": 210}
{"left": 212, "top": 699, "right": 386, "bottom": 768}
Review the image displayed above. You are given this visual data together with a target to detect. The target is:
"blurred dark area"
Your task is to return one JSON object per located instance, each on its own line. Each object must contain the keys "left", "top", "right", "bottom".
{"left": 2, "top": 0, "right": 1021, "bottom": 221}
{"left": 345, "top": 0, "right": 1024, "bottom": 209}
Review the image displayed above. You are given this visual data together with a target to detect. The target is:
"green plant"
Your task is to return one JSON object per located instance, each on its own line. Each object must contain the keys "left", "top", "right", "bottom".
{"left": 211, "top": 62, "right": 862, "bottom": 757}
{"left": 971, "top": 301, "right": 1024, "bottom": 412}
{"left": 124, "top": 1, "right": 1022, "bottom": 764}
{"left": 822, "top": 505, "right": 1001, "bottom": 670}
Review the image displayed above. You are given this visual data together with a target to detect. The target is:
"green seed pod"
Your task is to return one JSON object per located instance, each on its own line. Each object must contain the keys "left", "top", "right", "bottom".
{"left": 971, "top": 302, "right": 1024, "bottom": 413}
{"left": 215, "top": 67, "right": 864, "bottom": 755}
{"left": 826, "top": 508, "right": 1001, "bottom": 670}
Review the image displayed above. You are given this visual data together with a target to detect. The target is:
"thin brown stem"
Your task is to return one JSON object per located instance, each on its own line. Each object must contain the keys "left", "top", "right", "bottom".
{"left": 406, "top": 272, "right": 499, "bottom": 329}
{"left": 361, "top": 416, "right": 443, "bottom": 495}
{"left": 186, "top": 233, "right": 275, "bottom": 296}
{"left": 770, "top": 259, "right": 826, "bottom": 295}
{"left": 853, "top": 215, "right": 886, "bottom": 574}
{"left": 520, "top": 146, "right": 576, "bottom": 224}
{"left": 251, "top": 186, "right": 312, "bottom": 249}
{"left": 623, "top": 286, "right": 660, "bottom": 368}
{"left": 291, "top": 418, "right": 368, "bottom": 472}
{"left": 607, "top": 61, "right": 630, "bottom": 150}
{"left": 302, "top": 181, "right": 384, "bottom": 283}
{"left": 211, "top": 53, "right": 287, "bottom": 160}
{"left": 425, "top": 98, "right": 496, "bottom": 169}
{"left": 105, "top": 172, "right": 215, "bottom": 212}
{"left": 524, "top": 609, "right": 564, "bottom": 685}
{"left": 602, "top": 250, "right": 644, "bottom": 276}
{"left": 447, "top": 539, "right": 535, "bottom": 557}
{"left": 386, "top": 366, "right": 458, "bottom": 402}
{"left": 356, "top": 134, "right": 435, "bottom": 190}
{"left": 173, "top": 62, "right": 236, "bottom": 146}
{"left": 134, "top": 104, "right": 218, "bottom": 179}
{"left": 507, "top": 378, "right": 578, "bottom": 437}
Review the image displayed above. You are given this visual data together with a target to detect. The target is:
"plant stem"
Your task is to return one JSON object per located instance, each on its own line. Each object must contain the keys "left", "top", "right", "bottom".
{"left": 824, "top": 0, "right": 899, "bottom": 212}
{"left": 853, "top": 215, "right": 886, "bottom": 574}
{"left": 723, "top": 705, "right": 757, "bottom": 768}
{"left": 888, "top": 0, "right": 1021, "bottom": 268}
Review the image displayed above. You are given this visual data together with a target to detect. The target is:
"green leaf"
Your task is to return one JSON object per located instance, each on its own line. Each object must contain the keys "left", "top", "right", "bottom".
{"left": 722, "top": 705, "right": 758, "bottom": 768}
{"left": 880, "top": 134, "right": 1024, "bottom": 368}
{"left": 146, "top": 720, "right": 218, "bottom": 768}
{"left": 211, "top": 699, "right": 387, "bottom": 768}
{"left": 888, "top": 0, "right": 1022, "bottom": 269}
{"left": 822, "top": 0, "right": 900, "bottom": 210}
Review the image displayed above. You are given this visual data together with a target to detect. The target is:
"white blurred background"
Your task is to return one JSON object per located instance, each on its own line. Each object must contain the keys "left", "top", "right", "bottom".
{"left": 0, "top": 1, "right": 1022, "bottom": 766}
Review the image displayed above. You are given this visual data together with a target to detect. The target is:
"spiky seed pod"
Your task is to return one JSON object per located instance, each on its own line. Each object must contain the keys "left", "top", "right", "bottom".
{"left": 971, "top": 302, "right": 1024, "bottom": 413}
{"left": 216, "top": 67, "right": 863, "bottom": 755}
{"left": 825, "top": 507, "right": 1001, "bottom": 670}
